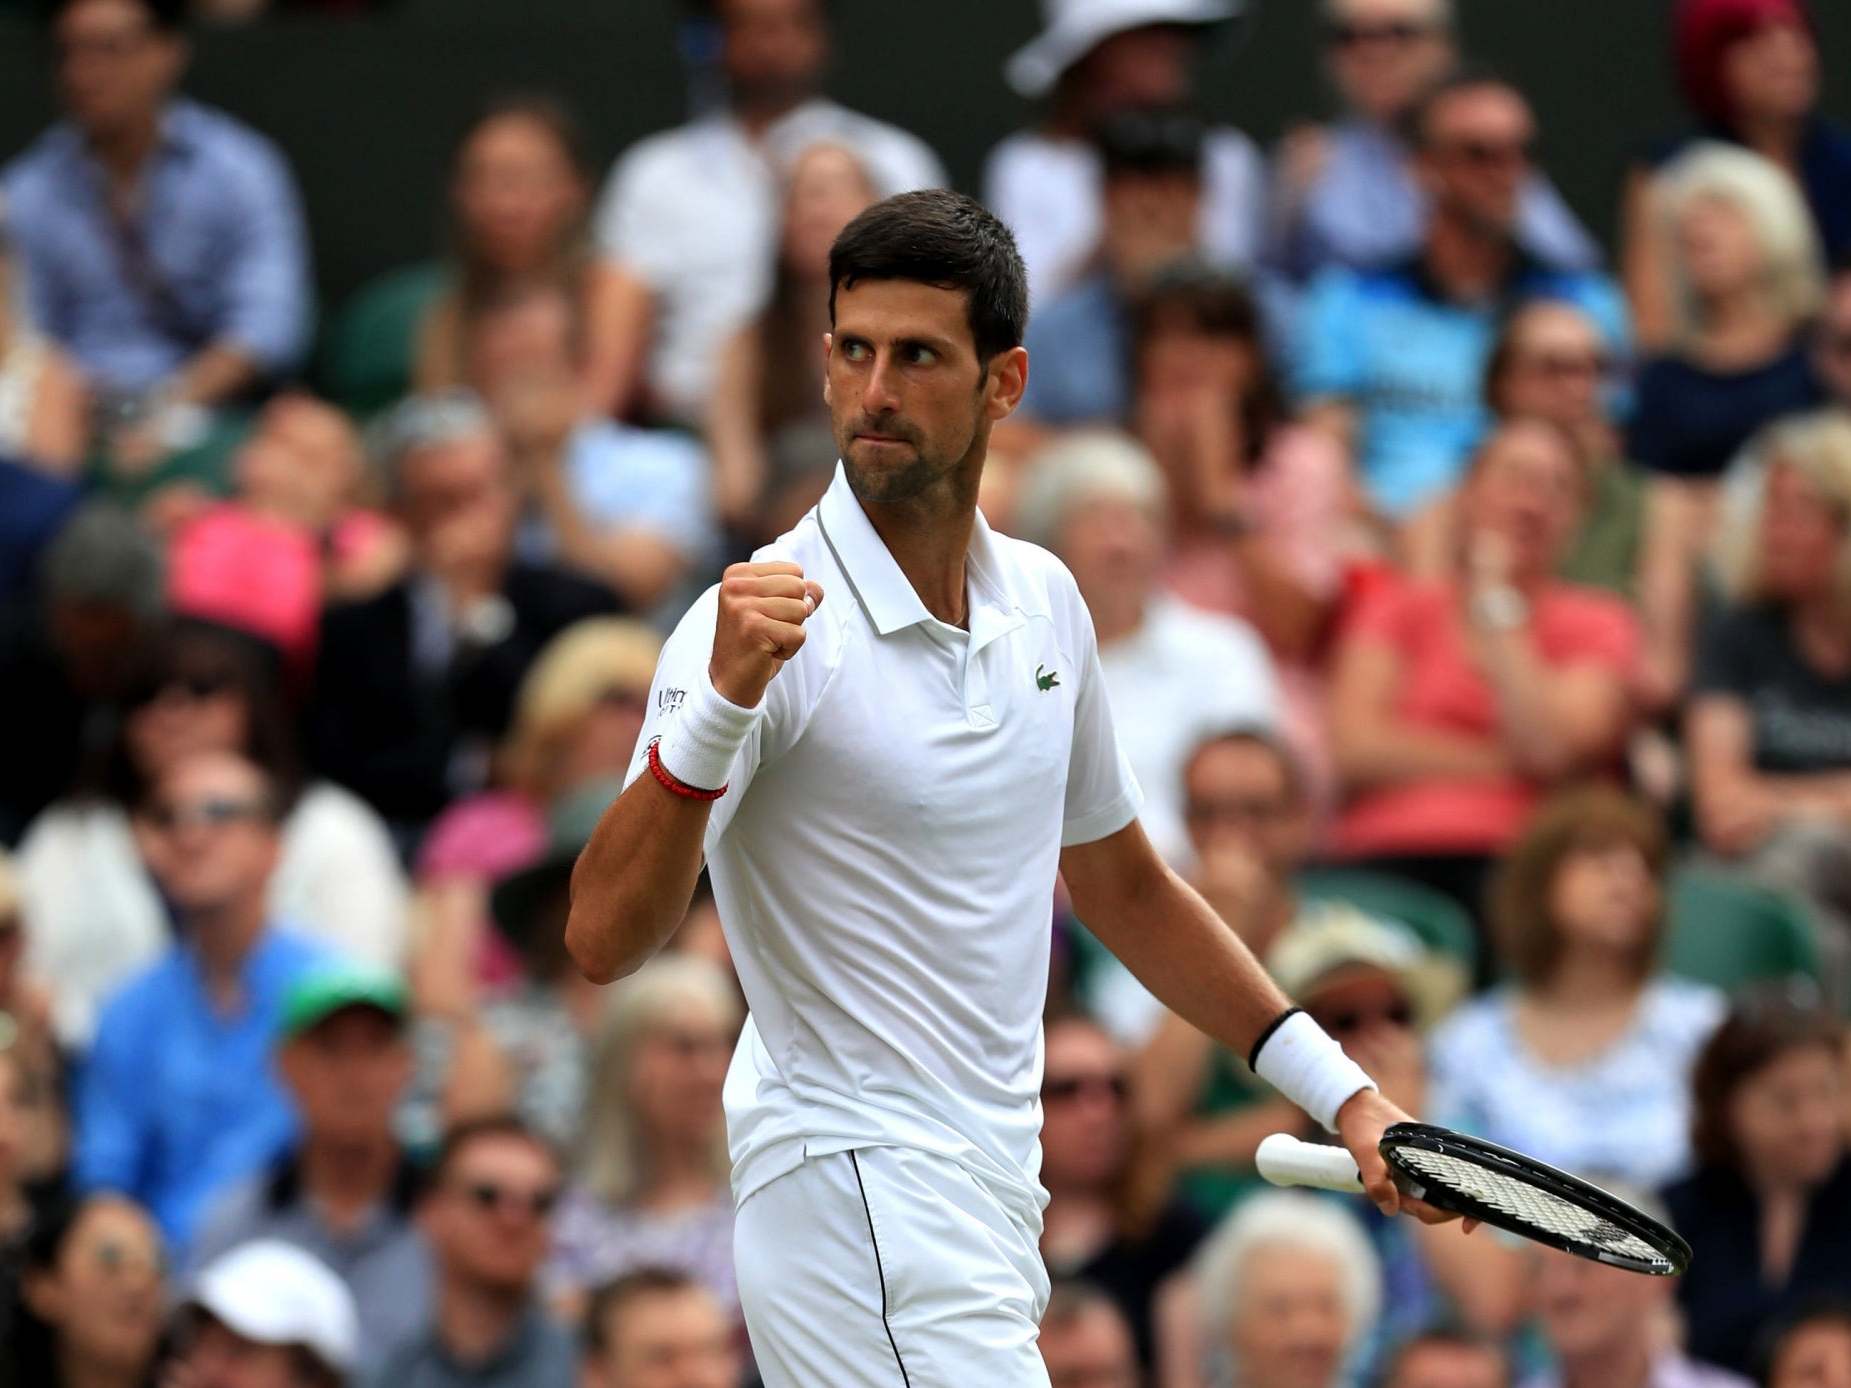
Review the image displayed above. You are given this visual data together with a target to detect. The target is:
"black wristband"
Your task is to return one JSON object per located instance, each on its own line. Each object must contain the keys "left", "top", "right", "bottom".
{"left": 1247, "top": 1005, "right": 1304, "bottom": 1073}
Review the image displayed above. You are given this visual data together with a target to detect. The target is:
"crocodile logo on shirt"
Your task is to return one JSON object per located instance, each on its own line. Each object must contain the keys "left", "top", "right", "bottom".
{"left": 1035, "top": 664, "right": 1060, "bottom": 692}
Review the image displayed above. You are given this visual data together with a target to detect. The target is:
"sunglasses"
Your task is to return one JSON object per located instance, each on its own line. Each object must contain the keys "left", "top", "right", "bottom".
{"left": 1436, "top": 137, "right": 1536, "bottom": 169}
{"left": 144, "top": 797, "right": 269, "bottom": 832}
{"left": 1043, "top": 1073, "right": 1130, "bottom": 1104}
{"left": 1313, "top": 999, "right": 1415, "bottom": 1036}
{"left": 1327, "top": 19, "right": 1435, "bottom": 47}
{"left": 458, "top": 1181, "right": 560, "bottom": 1219}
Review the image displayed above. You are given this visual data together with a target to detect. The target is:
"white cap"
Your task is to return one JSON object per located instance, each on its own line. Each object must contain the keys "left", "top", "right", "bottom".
{"left": 187, "top": 1240, "right": 359, "bottom": 1376}
{"left": 1005, "top": 0, "right": 1241, "bottom": 99}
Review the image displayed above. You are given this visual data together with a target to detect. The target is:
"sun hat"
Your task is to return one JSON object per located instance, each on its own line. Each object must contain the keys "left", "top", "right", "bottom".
{"left": 1265, "top": 901, "right": 1467, "bottom": 1031}
{"left": 1005, "top": 0, "right": 1242, "bottom": 99}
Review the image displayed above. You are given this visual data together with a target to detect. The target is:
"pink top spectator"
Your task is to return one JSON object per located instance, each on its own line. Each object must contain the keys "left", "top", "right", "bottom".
{"left": 415, "top": 790, "right": 548, "bottom": 990}
{"left": 1331, "top": 572, "right": 1640, "bottom": 858}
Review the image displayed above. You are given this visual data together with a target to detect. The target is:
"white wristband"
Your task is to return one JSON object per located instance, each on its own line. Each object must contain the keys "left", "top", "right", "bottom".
{"left": 655, "top": 665, "right": 761, "bottom": 792}
{"left": 1251, "top": 1009, "right": 1377, "bottom": 1133}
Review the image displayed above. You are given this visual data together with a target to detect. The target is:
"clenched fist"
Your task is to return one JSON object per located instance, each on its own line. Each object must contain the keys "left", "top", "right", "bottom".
{"left": 711, "top": 561, "right": 825, "bottom": 709}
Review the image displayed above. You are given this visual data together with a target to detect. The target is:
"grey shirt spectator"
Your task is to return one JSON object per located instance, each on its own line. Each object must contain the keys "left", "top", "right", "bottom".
{"left": 190, "top": 1153, "right": 434, "bottom": 1370}
{"left": 368, "top": 1306, "right": 576, "bottom": 1388}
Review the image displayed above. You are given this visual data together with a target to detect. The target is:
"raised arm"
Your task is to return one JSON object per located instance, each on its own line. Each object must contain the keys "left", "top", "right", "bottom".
{"left": 565, "top": 562, "right": 823, "bottom": 982}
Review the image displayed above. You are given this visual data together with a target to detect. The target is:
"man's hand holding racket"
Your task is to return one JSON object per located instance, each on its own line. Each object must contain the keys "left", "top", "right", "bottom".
{"left": 1335, "top": 1088, "right": 1472, "bottom": 1228}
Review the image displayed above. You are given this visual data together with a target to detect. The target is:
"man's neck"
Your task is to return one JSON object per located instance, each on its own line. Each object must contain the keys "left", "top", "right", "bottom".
{"left": 188, "top": 898, "right": 268, "bottom": 1007}
{"left": 1422, "top": 213, "right": 1516, "bottom": 303}
{"left": 1562, "top": 1338, "right": 1654, "bottom": 1388}
{"left": 87, "top": 109, "right": 163, "bottom": 186}
{"left": 54, "top": 1346, "right": 145, "bottom": 1388}
{"left": 857, "top": 462, "right": 983, "bottom": 628}
{"left": 300, "top": 1133, "right": 401, "bottom": 1230}
{"left": 732, "top": 92, "right": 809, "bottom": 142}
{"left": 436, "top": 1273, "right": 530, "bottom": 1366}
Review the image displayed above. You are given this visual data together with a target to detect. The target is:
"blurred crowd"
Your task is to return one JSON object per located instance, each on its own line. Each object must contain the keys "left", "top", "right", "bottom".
{"left": 0, "top": 0, "right": 1850, "bottom": 1385}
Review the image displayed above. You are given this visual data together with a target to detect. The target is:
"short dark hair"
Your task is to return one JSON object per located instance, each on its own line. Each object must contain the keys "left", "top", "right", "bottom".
{"left": 1131, "top": 265, "right": 1284, "bottom": 466}
{"left": 1096, "top": 107, "right": 1205, "bottom": 179}
{"left": 1755, "top": 1296, "right": 1851, "bottom": 1387}
{"left": 1184, "top": 725, "right": 1307, "bottom": 807}
{"left": 584, "top": 1267, "right": 705, "bottom": 1356}
{"left": 1041, "top": 1278, "right": 1124, "bottom": 1333}
{"left": 1381, "top": 1322, "right": 1510, "bottom": 1387}
{"left": 428, "top": 1114, "right": 560, "bottom": 1191}
{"left": 1692, "top": 990, "right": 1844, "bottom": 1173}
{"left": 828, "top": 189, "right": 1028, "bottom": 364}
{"left": 1408, "top": 61, "right": 1522, "bottom": 147}
{"left": 50, "top": 0, "right": 185, "bottom": 31}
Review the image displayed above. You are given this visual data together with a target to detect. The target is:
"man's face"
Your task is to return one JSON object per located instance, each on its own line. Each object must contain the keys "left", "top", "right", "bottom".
{"left": 1771, "top": 1319, "right": 1851, "bottom": 1388}
{"left": 235, "top": 395, "right": 363, "bottom": 529}
{"left": 1813, "top": 276, "right": 1851, "bottom": 406}
{"left": 1038, "top": 1302, "right": 1139, "bottom": 1388}
{"left": 1072, "top": 25, "right": 1194, "bottom": 114}
{"left": 1183, "top": 738, "right": 1307, "bottom": 880}
{"left": 423, "top": 1135, "right": 560, "bottom": 1294}
{"left": 173, "top": 1315, "right": 317, "bottom": 1388}
{"left": 1417, "top": 84, "right": 1535, "bottom": 238}
{"left": 138, "top": 755, "right": 280, "bottom": 918}
{"left": 585, "top": 1286, "right": 741, "bottom": 1388}
{"left": 825, "top": 278, "right": 1024, "bottom": 507}
{"left": 1386, "top": 1339, "right": 1508, "bottom": 1388}
{"left": 1227, "top": 1245, "right": 1349, "bottom": 1387}
{"left": 54, "top": 0, "right": 184, "bottom": 138}
{"left": 720, "top": 0, "right": 826, "bottom": 113}
{"left": 1056, "top": 496, "right": 1163, "bottom": 617}
{"left": 279, "top": 1008, "right": 412, "bottom": 1149}
{"left": 1324, "top": 0, "right": 1454, "bottom": 125}
{"left": 1100, "top": 171, "right": 1200, "bottom": 286}
{"left": 1534, "top": 1246, "right": 1662, "bottom": 1363}
{"left": 396, "top": 434, "right": 517, "bottom": 576}
{"left": 1038, "top": 1021, "right": 1128, "bottom": 1190}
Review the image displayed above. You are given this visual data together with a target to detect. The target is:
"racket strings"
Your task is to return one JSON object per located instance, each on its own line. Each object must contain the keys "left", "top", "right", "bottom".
{"left": 1391, "top": 1146, "right": 1669, "bottom": 1268}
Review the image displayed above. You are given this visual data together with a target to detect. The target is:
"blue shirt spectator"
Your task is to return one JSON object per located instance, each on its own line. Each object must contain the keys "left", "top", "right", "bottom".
{"left": 75, "top": 925, "right": 331, "bottom": 1248}
{"left": 1292, "top": 257, "right": 1627, "bottom": 517}
{"left": 1019, "top": 273, "right": 1128, "bottom": 427}
{"left": 5, "top": 97, "right": 310, "bottom": 399}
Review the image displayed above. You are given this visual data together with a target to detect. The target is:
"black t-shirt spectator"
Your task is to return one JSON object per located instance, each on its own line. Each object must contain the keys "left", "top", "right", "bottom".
{"left": 1628, "top": 343, "right": 1819, "bottom": 480}
{"left": 1692, "top": 604, "right": 1851, "bottom": 774}
{"left": 1663, "top": 1157, "right": 1851, "bottom": 1375}
{"left": 1063, "top": 1199, "right": 1206, "bottom": 1369}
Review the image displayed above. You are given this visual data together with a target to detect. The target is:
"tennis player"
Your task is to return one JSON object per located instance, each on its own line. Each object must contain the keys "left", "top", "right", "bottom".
{"left": 566, "top": 188, "right": 1443, "bottom": 1386}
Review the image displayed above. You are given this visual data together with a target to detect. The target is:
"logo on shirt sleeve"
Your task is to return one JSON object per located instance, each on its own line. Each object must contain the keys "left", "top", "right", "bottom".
{"left": 659, "top": 687, "right": 686, "bottom": 714}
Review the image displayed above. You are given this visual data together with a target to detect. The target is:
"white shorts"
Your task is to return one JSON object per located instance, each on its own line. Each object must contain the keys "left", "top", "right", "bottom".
{"left": 734, "top": 1146, "right": 1052, "bottom": 1387}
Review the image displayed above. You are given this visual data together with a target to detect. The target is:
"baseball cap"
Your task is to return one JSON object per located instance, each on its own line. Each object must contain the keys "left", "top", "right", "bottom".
{"left": 186, "top": 1240, "right": 359, "bottom": 1376}
{"left": 280, "top": 966, "right": 409, "bottom": 1042}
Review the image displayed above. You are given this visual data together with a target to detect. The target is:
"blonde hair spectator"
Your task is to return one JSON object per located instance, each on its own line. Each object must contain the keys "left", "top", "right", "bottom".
{"left": 1659, "top": 142, "right": 1825, "bottom": 349}
{"left": 1711, "top": 409, "right": 1851, "bottom": 612}
{"left": 501, "top": 618, "right": 663, "bottom": 798}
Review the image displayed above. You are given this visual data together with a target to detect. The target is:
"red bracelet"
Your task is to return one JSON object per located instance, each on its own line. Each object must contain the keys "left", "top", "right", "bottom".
{"left": 646, "top": 738, "right": 728, "bottom": 801}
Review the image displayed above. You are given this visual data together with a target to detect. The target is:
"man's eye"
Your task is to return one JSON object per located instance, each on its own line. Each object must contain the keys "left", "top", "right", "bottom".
{"left": 905, "top": 346, "right": 937, "bottom": 366}
{"left": 842, "top": 341, "right": 870, "bottom": 362}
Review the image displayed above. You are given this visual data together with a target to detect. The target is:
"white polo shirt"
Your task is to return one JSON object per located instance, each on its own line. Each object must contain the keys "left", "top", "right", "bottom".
{"left": 626, "top": 465, "right": 1141, "bottom": 1230}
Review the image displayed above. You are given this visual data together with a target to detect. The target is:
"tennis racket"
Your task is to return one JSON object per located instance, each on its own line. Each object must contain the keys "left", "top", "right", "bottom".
{"left": 1256, "top": 1122, "right": 1691, "bottom": 1276}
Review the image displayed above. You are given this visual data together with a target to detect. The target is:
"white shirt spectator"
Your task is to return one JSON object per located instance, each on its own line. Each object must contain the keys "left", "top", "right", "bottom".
{"left": 18, "top": 782, "right": 407, "bottom": 1047}
{"left": 1099, "top": 593, "right": 1279, "bottom": 867}
{"left": 984, "top": 126, "right": 1266, "bottom": 305}
{"left": 594, "top": 100, "right": 946, "bottom": 424}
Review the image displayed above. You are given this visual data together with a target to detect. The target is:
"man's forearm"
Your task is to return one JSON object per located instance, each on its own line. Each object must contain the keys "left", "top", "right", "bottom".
{"left": 565, "top": 775, "right": 710, "bottom": 983}
{"left": 170, "top": 341, "right": 262, "bottom": 408}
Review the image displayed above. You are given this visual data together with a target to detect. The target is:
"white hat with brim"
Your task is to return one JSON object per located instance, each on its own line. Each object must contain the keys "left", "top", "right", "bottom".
{"left": 1264, "top": 902, "right": 1468, "bottom": 1032}
{"left": 1005, "top": 0, "right": 1243, "bottom": 99}
{"left": 187, "top": 1240, "right": 359, "bottom": 1377}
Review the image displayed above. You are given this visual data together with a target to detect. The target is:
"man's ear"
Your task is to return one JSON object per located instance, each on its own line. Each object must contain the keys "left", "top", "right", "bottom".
{"left": 821, "top": 332, "right": 833, "bottom": 407}
{"left": 984, "top": 346, "right": 1030, "bottom": 423}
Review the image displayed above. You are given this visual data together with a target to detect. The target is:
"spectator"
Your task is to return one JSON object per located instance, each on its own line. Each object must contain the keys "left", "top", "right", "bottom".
{"left": 3, "top": 0, "right": 311, "bottom": 459}
{"left": 1038, "top": 1280, "right": 1140, "bottom": 1388}
{"left": 987, "top": 0, "right": 1262, "bottom": 304}
{"left": 1524, "top": 1208, "right": 1751, "bottom": 1388}
{"left": 73, "top": 751, "right": 337, "bottom": 1249}
{"left": 1688, "top": 410, "right": 1851, "bottom": 988}
{"left": 591, "top": 0, "right": 944, "bottom": 424}
{"left": 1428, "top": 787, "right": 1724, "bottom": 1186}
{"left": 1015, "top": 431, "right": 1279, "bottom": 868}
{"left": 1622, "top": 0, "right": 1851, "bottom": 349}
{"left": 0, "top": 504, "right": 164, "bottom": 846}
{"left": 0, "top": 215, "right": 86, "bottom": 475}
{"left": 8, "top": 1194, "right": 166, "bottom": 1388}
{"left": 1758, "top": 1301, "right": 1851, "bottom": 1388}
{"left": 463, "top": 279, "right": 716, "bottom": 614}
{"left": 580, "top": 1268, "right": 743, "bottom": 1388}
{"left": 1627, "top": 145, "right": 1823, "bottom": 489}
{"left": 1167, "top": 1191, "right": 1381, "bottom": 1388}
{"left": 1292, "top": 70, "right": 1627, "bottom": 523}
{"left": 18, "top": 619, "right": 407, "bottom": 1047}
{"left": 1380, "top": 1325, "right": 1510, "bottom": 1388}
{"left": 168, "top": 1240, "right": 360, "bottom": 1388}
{"left": 1814, "top": 260, "right": 1851, "bottom": 409}
{"left": 1268, "top": 0, "right": 1598, "bottom": 281}
{"left": 705, "top": 140, "right": 876, "bottom": 539}
{"left": 1017, "top": 109, "right": 1209, "bottom": 430}
{"left": 1326, "top": 420, "right": 1639, "bottom": 914}
{"left": 1039, "top": 1012, "right": 1207, "bottom": 1372}
{"left": 189, "top": 968, "right": 431, "bottom": 1371}
{"left": 371, "top": 1116, "right": 576, "bottom": 1388}
{"left": 549, "top": 957, "right": 741, "bottom": 1326}
{"left": 415, "top": 95, "right": 631, "bottom": 424}
{"left": 0, "top": 852, "right": 64, "bottom": 1191}
{"left": 1665, "top": 994, "right": 1851, "bottom": 1375}
{"left": 306, "top": 393, "right": 617, "bottom": 839}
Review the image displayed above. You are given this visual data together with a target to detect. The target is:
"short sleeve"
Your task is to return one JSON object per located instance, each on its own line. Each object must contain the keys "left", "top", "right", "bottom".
{"left": 1060, "top": 590, "right": 1144, "bottom": 848}
{"left": 1290, "top": 268, "right": 1365, "bottom": 403}
{"left": 592, "top": 148, "right": 665, "bottom": 280}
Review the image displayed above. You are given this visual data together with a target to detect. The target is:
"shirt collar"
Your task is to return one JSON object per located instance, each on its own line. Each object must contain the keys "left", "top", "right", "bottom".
{"left": 814, "top": 463, "right": 1020, "bottom": 642}
{"left": 434, "top": 1303, "right": 545, "bottom": 1373}
{"left": 265, "top": 1147, "right": 423, "bottom": 1218}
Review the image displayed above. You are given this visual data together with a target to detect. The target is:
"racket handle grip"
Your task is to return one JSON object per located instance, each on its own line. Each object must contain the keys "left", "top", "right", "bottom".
{"left": 1256, "top": 1134, "right": 1365, "bottom": 1194}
